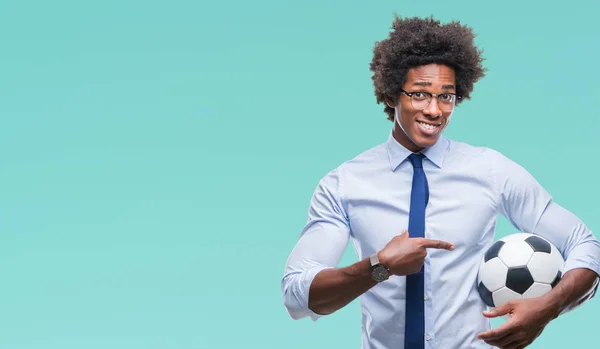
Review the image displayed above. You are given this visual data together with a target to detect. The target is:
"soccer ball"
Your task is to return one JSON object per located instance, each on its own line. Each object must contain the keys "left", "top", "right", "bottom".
{"left": 477, "top": 233, "right": 565, "bottom": 308}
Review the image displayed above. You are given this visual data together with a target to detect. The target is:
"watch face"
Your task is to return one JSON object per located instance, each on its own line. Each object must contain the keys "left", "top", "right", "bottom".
{"left": 372, "top": 265, "right": 389, "bottom": 282}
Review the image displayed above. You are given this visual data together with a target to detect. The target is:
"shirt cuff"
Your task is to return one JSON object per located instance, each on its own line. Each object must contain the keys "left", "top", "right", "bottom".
{"left": 283, "top": 265, "right": 335, "bottom": 322}
{"left": 305, "top": 265, "right": 334, "bottom": 322}
{"left": 562, "top": 254, "right": 600, "bottom": 278}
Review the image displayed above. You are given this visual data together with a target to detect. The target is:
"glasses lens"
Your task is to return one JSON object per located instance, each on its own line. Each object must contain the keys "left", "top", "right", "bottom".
{"left": 411, "top": 97, "right": 430, "bottom": 110}
{"left": 411, "top": 94, "right": 455, "bottom": 112}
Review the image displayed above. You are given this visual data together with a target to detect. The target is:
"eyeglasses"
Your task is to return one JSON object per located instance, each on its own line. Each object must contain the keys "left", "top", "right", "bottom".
{"left": 400, "top": 89, "right": 461, "bottom": 112}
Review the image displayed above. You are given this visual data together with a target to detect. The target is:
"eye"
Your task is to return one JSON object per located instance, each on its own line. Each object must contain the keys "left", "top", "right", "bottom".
{"left": 412, "top": 92, "right": 428, "bottom": 100}
{"left": 438, "top": 94, "right": 454, "bottom": 102}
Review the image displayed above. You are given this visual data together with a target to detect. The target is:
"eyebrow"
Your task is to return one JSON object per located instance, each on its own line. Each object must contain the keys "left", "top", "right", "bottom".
{"left": 412, "top": 81, "right": 455, "bottom": 89}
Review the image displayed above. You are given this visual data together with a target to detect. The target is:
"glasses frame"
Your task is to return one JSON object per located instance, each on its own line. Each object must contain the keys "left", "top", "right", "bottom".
{"left": 399, "top": 88, "right": 462, "bottom": 111}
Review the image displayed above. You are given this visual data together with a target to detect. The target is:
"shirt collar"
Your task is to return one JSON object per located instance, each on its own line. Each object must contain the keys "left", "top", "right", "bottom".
{"left": 385, "top": 129, "right": 448, "bottom": 171}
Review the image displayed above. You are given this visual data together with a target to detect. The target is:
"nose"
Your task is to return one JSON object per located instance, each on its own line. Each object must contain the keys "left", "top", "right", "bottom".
{"left": 423, "top": 98, "right": 442, "bottom": 118}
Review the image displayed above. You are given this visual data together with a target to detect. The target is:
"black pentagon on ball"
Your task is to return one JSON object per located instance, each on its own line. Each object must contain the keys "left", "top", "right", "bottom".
{"left": 506, "top": 266, "right": 534, "bottom": 294}
{"left": 484, "top": 240, "right": 505, "bottom": 262}
{"left": 525, "top": 236, "right": 551, "bottom": 254}
{"left": 477, "top": 281, "right": 495, "bottom": 307}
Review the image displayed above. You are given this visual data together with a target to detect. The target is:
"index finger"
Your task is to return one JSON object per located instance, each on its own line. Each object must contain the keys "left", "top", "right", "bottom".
{"left": 420, "top": 238, "right": 454, "bottom": 250}
{"left": 477, "top": 321, "right": 512, "bottom": 341}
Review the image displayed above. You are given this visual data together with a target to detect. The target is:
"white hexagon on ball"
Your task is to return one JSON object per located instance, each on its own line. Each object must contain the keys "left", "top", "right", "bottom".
{"left": 478, "top": 257, "right": 508, "bottom": 292}
{"left": 498, "top": 239, "right": 534, "bottom": 267}
{"left": 522, "top": 282, "right": 552, "bottom": 299}
{"left": 527, "top": 244, "right": 565, "bottom": 284}
{"left": 492, "top": 287, "right": 522, "bottom": 307}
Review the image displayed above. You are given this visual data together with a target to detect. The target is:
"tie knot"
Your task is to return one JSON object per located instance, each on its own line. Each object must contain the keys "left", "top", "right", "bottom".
{"left": 408, "top": 153, "right": 425, "bottom": 168}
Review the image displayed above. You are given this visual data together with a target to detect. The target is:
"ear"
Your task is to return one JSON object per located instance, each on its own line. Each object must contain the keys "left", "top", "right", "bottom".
{"left": 385, "top": 97, "right": 396, "bottom": 109}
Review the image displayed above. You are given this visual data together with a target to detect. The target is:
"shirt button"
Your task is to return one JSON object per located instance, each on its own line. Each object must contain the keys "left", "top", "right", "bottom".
{"left": 425, "top": 334, "right": 431, "bottom": 341}
{"left": 424, "top": 295, "right": 429, "bottom": 301}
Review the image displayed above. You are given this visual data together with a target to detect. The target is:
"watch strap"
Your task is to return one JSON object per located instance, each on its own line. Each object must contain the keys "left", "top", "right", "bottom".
{"left": 370, "top": 253, "right": 380, "bottom": 267}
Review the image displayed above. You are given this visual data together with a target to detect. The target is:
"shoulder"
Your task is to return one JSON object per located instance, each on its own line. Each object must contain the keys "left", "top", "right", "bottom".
{"left": 447, "top": 138, "right": 497, "bottom": 158}
{"left": 446, "top": 138, "right": 526, "bottom": 165}
{"left": 316, "top": 142, "right": 388, "bottom": 188}
{"left": 447, "top": 138, "right": 544, "bottom": 190}
{"left": 444, "top": 138, "right": 504, "bottom": 169}
{"left": 340, "top": 142, "right": 388, "bottom": 170}
{"left": 443, "top": 139, "right": 532, "bottom": 185}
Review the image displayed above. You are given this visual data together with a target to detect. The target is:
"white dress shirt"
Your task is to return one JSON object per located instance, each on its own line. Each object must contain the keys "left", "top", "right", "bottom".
{"left": 281, "top": 131, "right": 600, "bottom": 349}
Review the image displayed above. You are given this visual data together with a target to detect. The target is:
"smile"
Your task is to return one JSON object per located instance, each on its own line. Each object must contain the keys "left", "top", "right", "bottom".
{"left": 417, "top": 121, "right": 441, "bottom": 129}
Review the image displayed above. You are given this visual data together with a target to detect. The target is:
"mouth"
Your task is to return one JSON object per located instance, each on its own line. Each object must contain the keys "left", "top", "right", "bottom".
{"left": 416, "top": 120, "right": 443, "bottom": 136}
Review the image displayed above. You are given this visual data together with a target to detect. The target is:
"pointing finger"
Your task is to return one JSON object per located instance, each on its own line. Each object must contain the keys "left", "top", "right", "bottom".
{"left": 421, "top": 239, "right": 454, "bottom": 250}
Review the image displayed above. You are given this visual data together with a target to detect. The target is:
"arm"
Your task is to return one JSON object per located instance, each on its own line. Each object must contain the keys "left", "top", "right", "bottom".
{"left": 477, "top": 151, "right": 600, "bottom": 347}
{"left": 306, "top": 256, "right": 378, "bottom": 316}
{"left": 531, "top": 201, "right": 600, "bottom": 315}
{"left": 307, "top": 230, "right": 454, "bottom": 316}
{"left": 281, "top": 168, "right": 356, "bottom": 321}
{"left": 282, "top": 224, "right": 378, "bottom": 320}
{"left": 492, "top": 150, "right": 600, "bottom": 313}
{"left": 281, "top": 168, "right": 454, "bottom": 320}
{"left": 544, "top": 268, "right": 598, "bottom": 316}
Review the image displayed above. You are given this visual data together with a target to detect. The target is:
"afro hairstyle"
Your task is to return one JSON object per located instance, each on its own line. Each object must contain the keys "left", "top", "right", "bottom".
{"left": 370, "top": 15, "right": 487, "bottom": 121}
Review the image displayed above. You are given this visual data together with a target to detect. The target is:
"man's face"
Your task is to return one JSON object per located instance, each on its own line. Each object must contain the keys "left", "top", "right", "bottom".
{"left": 390, "top": 64, "right": 457, "bottom": 152}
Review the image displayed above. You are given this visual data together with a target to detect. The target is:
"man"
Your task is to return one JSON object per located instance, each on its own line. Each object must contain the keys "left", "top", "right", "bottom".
{"left": 280, "top": 15, "right": 600, "bottom": 349}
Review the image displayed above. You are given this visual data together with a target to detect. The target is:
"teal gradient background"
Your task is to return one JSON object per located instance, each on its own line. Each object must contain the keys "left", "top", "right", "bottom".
{"left": 1, "top": 0, "right": 598, "bottom": 348}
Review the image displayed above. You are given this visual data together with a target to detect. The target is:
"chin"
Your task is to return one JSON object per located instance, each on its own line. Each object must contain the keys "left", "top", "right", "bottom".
{"left": 409, "top": 126, "right": 444, "bottom": 148}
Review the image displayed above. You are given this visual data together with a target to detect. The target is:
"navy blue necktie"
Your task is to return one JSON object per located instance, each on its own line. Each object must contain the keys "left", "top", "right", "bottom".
{"left": 405, "top": 153, "right": 429, "bottom": 349}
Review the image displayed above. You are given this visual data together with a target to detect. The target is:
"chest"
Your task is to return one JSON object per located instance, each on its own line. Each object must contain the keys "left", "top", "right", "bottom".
{"left": 345, "top": 168, "right": 498, "bottom": 254}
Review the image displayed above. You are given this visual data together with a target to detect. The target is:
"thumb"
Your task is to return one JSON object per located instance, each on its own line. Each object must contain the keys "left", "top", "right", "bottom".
{"left": 483, "top": 302, "right": 512, "bottom": 318}
{"left": 400, "top": 230, "right": 409, "bottom": 238}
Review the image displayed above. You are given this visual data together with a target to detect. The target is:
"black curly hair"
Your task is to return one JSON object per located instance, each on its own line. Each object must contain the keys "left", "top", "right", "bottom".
{"left": 370, "top": 15, "right": 487, "bottom": 121}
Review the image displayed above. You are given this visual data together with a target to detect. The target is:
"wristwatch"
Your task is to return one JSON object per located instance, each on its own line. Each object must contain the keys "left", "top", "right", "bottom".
{"left": 370, "top": 253, "right": 390, "bottom": 282}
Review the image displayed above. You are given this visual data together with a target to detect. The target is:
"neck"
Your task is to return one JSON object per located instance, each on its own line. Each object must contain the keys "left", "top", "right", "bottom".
{"left": 393, "top": 124, "right": 423, "bottom": 153}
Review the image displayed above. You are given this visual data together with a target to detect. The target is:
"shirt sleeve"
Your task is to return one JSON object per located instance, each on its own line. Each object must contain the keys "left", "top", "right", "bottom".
{"left": 280, "top": 167, "right": 351, "bottom": 321}
{"left": 491, "top": 149, "right": 553, "bottom": 234}
{"left": 492, "top": 149, "right": 600, "bottom": 311}
{"left": 533, "top": 201, "right": 600, "bottom": 314}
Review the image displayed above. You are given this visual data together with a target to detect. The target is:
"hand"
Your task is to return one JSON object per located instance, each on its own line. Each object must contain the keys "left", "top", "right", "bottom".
{"left": 377, "top": 230, "right": 454, "bottom": 276}
{"left": 477, "top": 296, "right": 561, "bottom": 349}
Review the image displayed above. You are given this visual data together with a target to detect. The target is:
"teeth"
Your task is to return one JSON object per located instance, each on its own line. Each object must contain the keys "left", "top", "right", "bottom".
{"left": 418, "top": 121, "right": 438, "bottom": 129}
